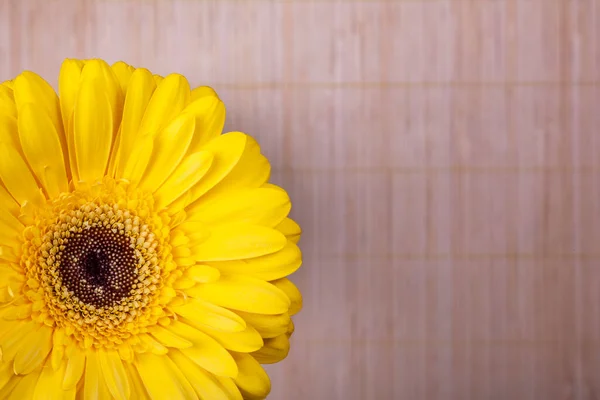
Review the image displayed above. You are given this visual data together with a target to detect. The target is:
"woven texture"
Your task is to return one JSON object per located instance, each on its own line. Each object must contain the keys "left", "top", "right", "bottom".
{"left": 1, "top": 0, "right": 599, "bottom": 398}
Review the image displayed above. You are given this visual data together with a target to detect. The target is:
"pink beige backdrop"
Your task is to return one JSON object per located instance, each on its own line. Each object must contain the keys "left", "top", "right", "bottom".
{"left": 1, "top": 0, "right": 600, "bottom": 399}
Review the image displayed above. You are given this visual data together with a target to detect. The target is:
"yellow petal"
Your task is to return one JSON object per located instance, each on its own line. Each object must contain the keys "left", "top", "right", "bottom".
{"left": 106, "top": 125, "right": 123, "bottom": 178}
{"left": 0, "top": 112, "right": 20, "bottom": 152}
{"left": 234, "top": 311, "right": 290, "bottom": 339}
{"left": 0, "top": 85, "right": 16, "bottom": 118}
{"left": 98, "top": 350, "right": 130, "bottom": 400}
{"left": 211, "top": 240, "right": 302, "bottom": 281}
{"left": 172, "top": 245, "right": 192, "bottom": 261}
{"left": 190, "top": 86, "right": 219, "bottom": 101}
{"left": 149, "top": 325, "right": 192, "bottom": 349}
{"left": 138, "top": 333, "right": 168, "bottom": 355}
{"left": 173, "top": 276, "right": 196, "bottom": 290}
{"left": 13, "top": 71, "right": 66, "bottom": 157}
{"left": 0, "top": 359, "right": 14, "bottom": 389}
{"left": 172, "top": 298, "right": 246, "bottom": 333}
{"left": 121, "top": 133, "right": 153, "bottom": 185}
{"left": 80, "top": 59, "right": 123, "bottom": 135}
{"left": 168, "top": 321, "right": 238, "bottom": 378}
{"left": 186, "top": 275, "right": 290, "bottom": 315}
{"left": 114, "top": 68, "right": 156, "bottom": 178}
{"left": 0, "top": 185, "right": 19, "bottom": 217}
{"left": 174, "top": 221, "right": 210, "bottom": 240}
{"left": 111, "top": 61, "right": 135, "bottom": 92}
{"left": 0, "top": 376, "right": 22, "bottom": 398}
{"left": 218, "top": 376, "right": 248, "bottom": 400}
{"left": 170, "top": 229, "right": 190, "bottom": 247}
{"left": 190, "top": 224, "right": 286, "bottom": 262}
{"left": 0, "top": 291, "right": 17, "bottom": 309}
{"left": 199, "top": 135, "right": 270, "bottom": 200}
{"left": 231, "top": 352, "right": 271, "bottom": 399}
{"left": 123, "top": 362, "right": 149, "bottom": 398}
{"left": 153, "top": 74, "right": 164, "bottom": 85}
{"left": 33, "top": 363, "right": 76, "bottom": 400}
{"left": 51, "top": 328, "right": 66, "bottom": 362}
{"left": 199, "top": 323, "right": 264, "bottom": 353}
{"left": 0, "top": 267, "right": 20, "bottom": 283}
{"left": 138, "top": 73, "right": 190, "bottom": 138}
{"left": 9, "top": 368, "right": 40, "bottom": 398}
{"left": 275, "top": 217, "right": 302, "bottom": 244}
{"left": 271, "top": 278, "right": 302, "bottom": 316}
{"left": 250, "top": 334, "right": 290, "bottom": 364}
{"left": 174, "top": 255, "right": 197, "bottom": 268}
{"left": 186, "top": 186, "right": 290, "bottom": 228}
{"left": 286, "top": 320, "right": 295, "bottom": 337}
{"left": 0, "top": 125, "right": 44, "bottom": 206}
{"left": 0, "top": 320, "right": 24, "bottom": 344}
{"left": 184, "top": 95, "right": 226, "bottom": 153}
{"left": 0, "top": 246, "right": 18, "bottom": 263}
{"left": 139, "top": 113, "right": 195, "bottom": 192}
{"left": 169, "top": 349, "right": 243, "bottom": 400}
{"left": 84, "top": 351, "right": 112, "bottom": 400}
{"left": 0, "top": 258, "right": 21, "bottom": 276}
{"left": 1, "top": 320, "right": 36, "bottom": 361}
{"left": 0, "top": 208, "right": 23, "bottom": 248}
{"left": 58, "top": 59, "right": 85, "bottom": 135}
{"left": 73, "top": 79, "right": 113, "bottom": 184}
{"left": 182, "top": 132, "right": 248, "bottom": 207}
{"left": 63, "top": 351, "right": 85, "bottom": 390}
{"left": 185, "top": 264, "right": 220, "bottom": 283}
{"left": 154, "top": 151, "right": 213, "bottom": 209}
{"left": 65, "top": 114, "right": 79, "bottom": 183}
{"left": 117, "top": 344, "right": 134, "bottom": 363}
{"left": 0, "top": 278, "right": 23, "bottom": 304}
{"left": 135, "top": 352, "right": 198, "bottom": 400}
{"left": 13, "top": 325, "right": 53, "bottom": 374}
{"left": 18, "top": 102, "right": 69, "bottom": 198}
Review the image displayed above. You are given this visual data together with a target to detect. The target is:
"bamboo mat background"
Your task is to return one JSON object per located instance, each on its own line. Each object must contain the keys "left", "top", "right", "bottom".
{"left": 1, "top": 0, "right": 599, "bottom": 399}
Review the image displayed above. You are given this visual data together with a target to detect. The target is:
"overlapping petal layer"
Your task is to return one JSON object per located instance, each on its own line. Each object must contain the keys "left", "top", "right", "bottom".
{"left": 0, "top": 59, "right": 302, "bottom": 400}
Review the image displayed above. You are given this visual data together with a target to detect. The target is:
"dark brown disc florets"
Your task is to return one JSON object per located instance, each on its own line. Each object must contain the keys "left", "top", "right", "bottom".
{"left": 58, "top": 225, "right": 138, "bottom": 308}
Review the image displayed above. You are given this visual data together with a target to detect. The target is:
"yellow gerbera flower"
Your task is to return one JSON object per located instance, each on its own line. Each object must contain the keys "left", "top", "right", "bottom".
{"left": 0, "top": 59, "right": 302, "bottom": 399}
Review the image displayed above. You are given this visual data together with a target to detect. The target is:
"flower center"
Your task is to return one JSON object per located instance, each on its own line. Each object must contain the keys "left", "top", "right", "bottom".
{"left": 58, "top": 225, "right": 137, "bottom": 309}
{"left": 20, "top": 179, "right": 175, "bottom": 348}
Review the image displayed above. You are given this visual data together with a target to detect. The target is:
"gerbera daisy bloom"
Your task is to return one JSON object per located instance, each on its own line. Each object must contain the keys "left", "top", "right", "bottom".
{"left": 0, "top": 59, "right": 302, "bottom": 399}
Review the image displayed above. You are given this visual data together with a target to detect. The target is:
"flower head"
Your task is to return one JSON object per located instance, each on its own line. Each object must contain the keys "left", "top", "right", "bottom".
{"left": 0, "top": 59, "right": 302, "bottom": 399}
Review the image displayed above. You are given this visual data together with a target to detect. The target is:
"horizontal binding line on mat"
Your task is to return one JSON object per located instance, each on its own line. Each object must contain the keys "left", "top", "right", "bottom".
{"left": 270, "top": 167, "right": 600, "bottom": 174}
{"left": 314, "top": 253, "right": 600, "bottom": 261}
{"left": 119, "top": 0, "right": 572, "bottom": 3}
{"left": 291, "top": 339, "right": 599, "bottom": 347}
{"left": 209, "top": 81, "right": 600, "bottom": 89}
